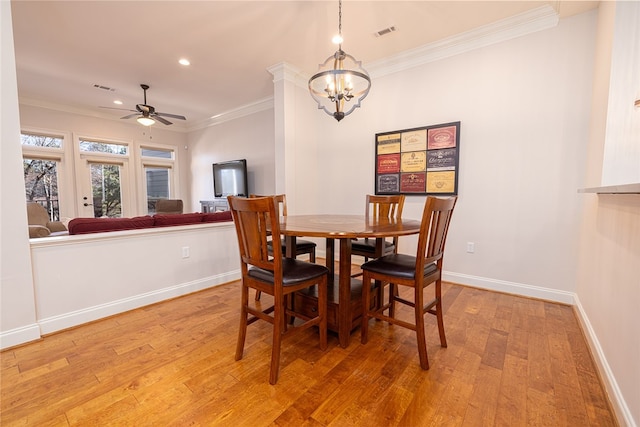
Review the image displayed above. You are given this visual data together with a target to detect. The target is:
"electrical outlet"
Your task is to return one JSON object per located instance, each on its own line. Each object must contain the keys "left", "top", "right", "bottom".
{"left": 466, "top": 242, "right": 475, "bottom": 253}
{"left": 182, "top": 246, "right": 190, "bottom": 258}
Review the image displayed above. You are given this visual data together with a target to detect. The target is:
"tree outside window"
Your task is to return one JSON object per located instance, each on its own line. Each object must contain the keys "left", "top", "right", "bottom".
{"left": 22, "top": 134, "right": 62, "bottom": 221}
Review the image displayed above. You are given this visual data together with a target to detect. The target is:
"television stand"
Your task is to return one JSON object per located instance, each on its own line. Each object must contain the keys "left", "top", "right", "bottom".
{"left": 200, "top": 198, "right": 228, "bottom": 212}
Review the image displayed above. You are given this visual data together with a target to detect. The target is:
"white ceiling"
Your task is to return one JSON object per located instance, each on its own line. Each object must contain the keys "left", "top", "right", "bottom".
{"left": 10, "top": 1, "right": 598, "bottom": 129}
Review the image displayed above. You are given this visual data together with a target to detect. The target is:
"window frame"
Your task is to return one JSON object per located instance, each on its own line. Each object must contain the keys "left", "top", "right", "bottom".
{"left": 138, "top": 142, "right": 179, "bottom": 214}
{"left": 21, "top": 127, "right": 75, "bottom": 220}
{"left": 21, "top": 128, "right": 182, "bottom": 219}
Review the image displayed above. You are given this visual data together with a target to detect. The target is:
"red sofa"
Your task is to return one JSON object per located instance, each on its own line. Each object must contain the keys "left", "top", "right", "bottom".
{"left": 68, "top": 211, "right": 232, "bottom": 235}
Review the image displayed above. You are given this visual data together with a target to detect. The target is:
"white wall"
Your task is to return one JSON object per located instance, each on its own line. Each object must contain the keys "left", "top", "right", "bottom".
{"left": 576, "top": 3, "right": 640, "bottom": 426}
{"left": 289, "top": 10, "right": 597, "bottom": 303}
{"left": 187, "top": 108, "right": 275, "bottom": 212}
{"left": 0, "top": 1, "right": 41, "bottom": 348}
{"left": 30, "top": 223, "right": 239, "bottom": 335}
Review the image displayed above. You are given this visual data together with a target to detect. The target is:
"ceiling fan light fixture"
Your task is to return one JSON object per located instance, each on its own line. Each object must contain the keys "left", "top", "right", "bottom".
{"left": 137, "top": 116, "right": 155, "bottom": 126}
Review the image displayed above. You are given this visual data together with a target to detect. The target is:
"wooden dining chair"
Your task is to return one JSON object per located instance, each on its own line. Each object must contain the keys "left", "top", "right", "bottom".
{"left": 351, "top": 194, "right": 406, "bottom": 262}
{"left": 227, "top": 196, "right": 328, "bottom": 384}
{"left": 251, "top": 194, "right": 317, "bottom": 301}
{"left": 360, "top": 196, "right": 457, "bottom": 370}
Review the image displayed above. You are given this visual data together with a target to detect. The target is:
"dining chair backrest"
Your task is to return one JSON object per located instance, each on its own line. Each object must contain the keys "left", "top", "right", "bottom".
{"left": 365, "top": 194, "right": 405, "bottom": 222}
{"left": 250, "top": 194, "right": 287, "bottom": 216}
{"left": 415, "top": 196, "right": 457, "bottom": 276}
{"left": 228, "top": 196, "right": 282, "bottom": 276}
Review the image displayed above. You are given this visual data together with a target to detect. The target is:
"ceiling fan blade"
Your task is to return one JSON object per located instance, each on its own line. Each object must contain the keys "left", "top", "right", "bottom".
{"left": 100, "top": 106, "right": 136, "bottom": 112}
{"left": 152, "top": 115, "right": 173, "bottom": 125}
{"left": 120, "top": 113, "right": 139, "bottom": 119}
{"left": 155, "top": 112, "right": 186, "bottom": 120}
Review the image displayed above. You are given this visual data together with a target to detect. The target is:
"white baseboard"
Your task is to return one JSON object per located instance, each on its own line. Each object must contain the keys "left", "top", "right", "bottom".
{"left": 442, "top": 271, "right": 576, "bottom": 304}
{"left": 37, "top": 270, "right": 241, "bottom": 336}
{"left": 0, "top": 323, "right": 42, "bottom": 350}
{"left": 573, "top": 296, "right": 636, "bottom": 427}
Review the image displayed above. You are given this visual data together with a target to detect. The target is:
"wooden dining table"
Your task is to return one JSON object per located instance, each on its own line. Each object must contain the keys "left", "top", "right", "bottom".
{"left": 279, "top": 214, "right": 422, "bottom": 348}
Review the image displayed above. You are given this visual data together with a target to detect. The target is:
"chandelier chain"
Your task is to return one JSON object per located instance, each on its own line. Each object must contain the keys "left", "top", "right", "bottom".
{"left": 338, "top": 0, "right": 342, "bottom": 47}
{"left": 308, "top": 0, "right": 371, "bottom": 121}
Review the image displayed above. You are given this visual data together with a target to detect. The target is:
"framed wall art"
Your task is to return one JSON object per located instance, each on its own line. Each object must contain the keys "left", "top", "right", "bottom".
{"left": 375, "top": 121, "right": 460, "bottom": 196}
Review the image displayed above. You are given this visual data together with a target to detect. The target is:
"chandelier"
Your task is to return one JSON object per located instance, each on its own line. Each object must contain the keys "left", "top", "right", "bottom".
{"left": 308, "top": 0, "right": 371, "bottom": 122}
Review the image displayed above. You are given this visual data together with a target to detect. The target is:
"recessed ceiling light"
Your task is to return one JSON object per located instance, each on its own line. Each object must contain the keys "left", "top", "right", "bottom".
{"left": 332, "top": 35, "right": 343, "bottom": 45}
{"left": 178, "top": 58, "right": 190, "bottom": 66}
{"left": 113, "top": 100, "right": 123, "bottom": 105}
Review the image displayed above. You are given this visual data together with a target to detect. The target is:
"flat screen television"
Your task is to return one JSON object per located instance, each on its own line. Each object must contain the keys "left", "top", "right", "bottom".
{"left": 212, "top": 159, "right": 248, "bottom": 197}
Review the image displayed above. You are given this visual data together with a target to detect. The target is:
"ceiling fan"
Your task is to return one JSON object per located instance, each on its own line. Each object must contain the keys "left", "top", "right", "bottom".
{"left": 101, "top": 84, "right": 186, "bottom": 126}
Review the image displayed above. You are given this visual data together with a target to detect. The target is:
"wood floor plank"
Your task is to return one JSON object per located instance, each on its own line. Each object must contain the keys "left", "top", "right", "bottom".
{"left": 461, "top": 364, "right": 502, "bottom": 427}
{"left": 0, "top": 277, "right": 618, "bottom": 426}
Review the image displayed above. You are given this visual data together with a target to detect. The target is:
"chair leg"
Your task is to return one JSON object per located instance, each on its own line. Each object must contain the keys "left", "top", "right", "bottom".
{"left": 375, "top": 280, "right": 384, "bottom": 310}
{"left": 414, "top": 284, "right": 430, "bottom": 370}
{"left": 235, "top": 285, "right": 250, "bottom": 361}
{"left": 361, "top": 273, "right": 372, "bottom": 344}
{"left": 269, "top": 295, "right": 285, "bottom": 385}
{"left": 388, "top": 283, "right": 396, "bottom": 318}
{"left": 310, "top": 249, "right": 316, "bottom": 263}
{"left": 318, "top": 277, "right": 328, "bottom": 351}
{"left": 255, "top": 290, "right": 261, "bottom": 301}
{"left": 435, "top": 279, "right": 447, "bottom": 348}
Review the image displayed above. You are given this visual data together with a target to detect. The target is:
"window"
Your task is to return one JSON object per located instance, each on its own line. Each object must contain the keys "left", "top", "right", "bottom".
{"left": 21, "top": 132, "right": 65, "bottom": 221}
{"left": 79, "top": 140, "right": 128, "bottom": 155}
{"left": 24, "top": 158, "right": 60, "bottom": 220}
{"left": 21, "top": 129, "right": 180, "bottom": 219}
{"left": 77, "top": 137, "right": 131, "bottom": 218}
{"left": 140, "top": 145, "right": 176, "bottom": 214}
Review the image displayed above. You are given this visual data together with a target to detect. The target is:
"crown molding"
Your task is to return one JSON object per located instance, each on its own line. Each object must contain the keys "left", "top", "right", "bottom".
{"left": 187, "top": 97, "right": 273, "bottom": 131}
{"left": 19, "top": 97, "right": 188, "bottom": 133}
{"left": 367, "top": 5, "right": 559, "bottom": 78}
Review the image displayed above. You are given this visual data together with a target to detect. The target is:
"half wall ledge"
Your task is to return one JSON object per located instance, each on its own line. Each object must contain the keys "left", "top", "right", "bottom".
{"left": 578, "top": 183, "right": 640, "bottom": 194}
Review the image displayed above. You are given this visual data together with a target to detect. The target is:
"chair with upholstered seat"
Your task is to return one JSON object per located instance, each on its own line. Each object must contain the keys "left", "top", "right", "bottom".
{"left": 26, "top": 202, "right": 68, "bottom": 238}
{"left": 351, "top": 194, "right": 405, "bottom": 263}
{"left": 155, "top": 199, "right": 183, "bottom": 215}
{"left": 251, "top": 194, "right": 317, "bottom": 301}
{"left": 360, "top": 196, "right": 457, "bottom": 370}
{"left": 228, "top": 195, "right": 328, "bottom": 384}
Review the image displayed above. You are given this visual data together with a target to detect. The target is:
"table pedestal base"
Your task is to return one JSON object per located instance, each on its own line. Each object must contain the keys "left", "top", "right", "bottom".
{"left": 294, "top": 275, "right": 378, "bottom": 341}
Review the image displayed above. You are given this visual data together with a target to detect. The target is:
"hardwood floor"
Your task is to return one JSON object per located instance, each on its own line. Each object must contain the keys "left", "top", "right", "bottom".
{"left": 1, "top": 271, "right": 617, "bottom": 426}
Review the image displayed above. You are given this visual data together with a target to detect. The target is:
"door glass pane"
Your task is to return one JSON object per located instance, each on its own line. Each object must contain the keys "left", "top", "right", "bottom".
{"left": 24, "top": 158, "right": 60, "bottom": 220}
{"left": 91, "top": 163, "right": 122, "bottom": 218}
{"left": 145, "top": 167, "right": 170, "bottom": 214}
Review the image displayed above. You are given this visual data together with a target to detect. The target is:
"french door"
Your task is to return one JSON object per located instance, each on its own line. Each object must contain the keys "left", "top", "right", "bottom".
{"left": 77, "top": 157, "right": 132, "bottom": 218}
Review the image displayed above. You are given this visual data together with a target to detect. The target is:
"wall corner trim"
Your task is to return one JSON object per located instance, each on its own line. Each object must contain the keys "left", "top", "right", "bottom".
{"left": 573, "top": 296, "right": 636, "bottom": 427}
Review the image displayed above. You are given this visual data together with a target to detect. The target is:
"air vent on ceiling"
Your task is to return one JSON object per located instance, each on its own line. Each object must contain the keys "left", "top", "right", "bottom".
{"left": 93, "top": 84, "right": 116, "bottom": 92}
{"left": 375, "top": 26, "right": 397, "bottom": 37}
